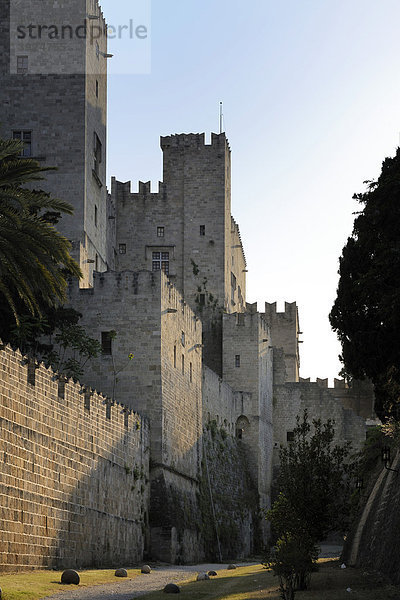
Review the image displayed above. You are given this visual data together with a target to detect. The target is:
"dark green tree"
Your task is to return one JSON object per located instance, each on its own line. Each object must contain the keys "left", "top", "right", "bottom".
{"left": 0, "top": 137, "right": 81, "bottom": 322}
{"left": 265, "top": 411, "right": 355, "bottom": 596}
{"left": 330, "top": 148, "right": 400, "bottom": 420}
{"left": 0, "top": 137, "right": 101, "bottom": 380}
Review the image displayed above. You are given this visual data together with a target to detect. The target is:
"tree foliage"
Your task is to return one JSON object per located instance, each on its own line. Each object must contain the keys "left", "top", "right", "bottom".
{"left": 0, "top": 138, "right": 81, "bottom": 322}
{"left": 277, "top": 411, "right": 355, "bottom": 541}
{"left": 0, "top": 137, "right": 100, "bottom": 380}
{"left": 330, "top": 149, "right": 400, "bottom": 420}
{"left": 265, "top": 411, "right": 355, "bottom": 598}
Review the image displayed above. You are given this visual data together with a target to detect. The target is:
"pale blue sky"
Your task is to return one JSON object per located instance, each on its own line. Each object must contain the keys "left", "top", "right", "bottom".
{"left": 101, "top": 0, "right": 400, "bottom": 382}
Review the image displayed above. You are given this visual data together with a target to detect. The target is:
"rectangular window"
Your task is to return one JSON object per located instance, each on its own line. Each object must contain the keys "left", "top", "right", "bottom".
{"left": 181, "top": 354, "right": 184, "bottom": 375}
{"left": 190, "top": 362, "right": 193, "bottom": 383}
{"left": 200, "top": 225, "right": 205, "bottom": 236}
{"left": 152, "top": 251, "right": 169, "bottom": 275}
{"left": 94, "top": 133, "right": 102, "bottom": 175}
{"left": 96, "top": 79, "right": 99, "bottom": 98}
{"left": 287, "top": 431, "right": 295, "bottom": 442}
{"left": 119, "top": 243, "right": 126, "bottom": 254}
{"left": 231, "top": 272, "right": 237, "bottom": 303}
{"left": 199, "top": 293, "right": 205, "bottom": 306}
{"left": 181, "top": 331, "right": 185, "bottom": 346}
{"left": 101, "top": 331, "right": 113, "bottom": 355}
{"left": 13, "top": 131, "right": 32, "bottom": 157}
{"left": 157, "top": 226, "right": 164, "bottom": 237}
{"left": 235, "top": 354, "right": 240, "bottom": 368}
{"left": 17, "top": 55, "right": 28, "bottom": 74}
{"left": 95, "top": 254, "right": 98, "bottom": 271}
{"left": 94, "top": 204, "right": 98, "bottom": 227}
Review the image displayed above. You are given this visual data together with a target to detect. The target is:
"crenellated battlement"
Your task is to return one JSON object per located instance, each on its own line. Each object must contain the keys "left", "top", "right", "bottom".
{"left": 264, "top": 301, "right": 298, "bottom": 320}
{"left": 89, "top": 0, "right": 107, "bottom": 26}
{"left": 160, "top": 132, "right": 230, "bottom": 152}
{"left": 0, "top": 341, "right": 147, "bottom": 435}
{"left": 299, "top": 376, "right": 349, "bottom": 389}
{"left": 231, "top": 216, "right": 247, "bottom": 267}
{"left": 223, "top": 310, "right": 270, "bottom": 336}
{"left": 111, "top": 178, "right": 167, "bottom": 197}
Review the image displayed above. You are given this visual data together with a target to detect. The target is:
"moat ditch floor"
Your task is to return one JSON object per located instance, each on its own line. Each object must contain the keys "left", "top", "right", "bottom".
{"left": 40, "top": 548, "right": 341, "bottom": 600}
{"left": 40, "top": 563, "right": 249, "bottom": 600}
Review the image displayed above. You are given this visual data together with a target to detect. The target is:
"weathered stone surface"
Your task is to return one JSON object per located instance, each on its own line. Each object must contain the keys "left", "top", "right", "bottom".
{"left": 115, "top": 568, "right": 128, "bottom": 577}
{"left": 163, "top": 583, "right": 180, "bottom": 593}
{"left": 0, "top": 345, "right": 150, "bottom": 572}
{"left": 141, "top": 565, "right": 151, "bottom": 574}
{"left": 61, "top": 570, "right": 80, "bottom": 585}
{"left": 196, "top": 573, "right": 210, "bottom": 581}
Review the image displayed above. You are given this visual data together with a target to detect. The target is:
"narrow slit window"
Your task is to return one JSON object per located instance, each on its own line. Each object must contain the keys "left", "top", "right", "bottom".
{"left": 200, "top": 225, "right": 205, "bottom": 236}
{"left": 181, "top": 354, "right": 184, "bottom": 375}
{"left": 94, "top": 133, "right": 102, "bottom": 176}
{"left": 101, "top": 331, "right": 113, "bottom": 355}
{"left": 235, "top": 354, "right": 240, "bottom": 368}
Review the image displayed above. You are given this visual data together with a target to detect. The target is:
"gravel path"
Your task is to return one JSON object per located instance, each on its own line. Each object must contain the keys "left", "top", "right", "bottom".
{"left": 40, "top": 550, "right": 340, "bottom": 600}
{"left": 41, "top": 563, "right": 248, "bottom": 600}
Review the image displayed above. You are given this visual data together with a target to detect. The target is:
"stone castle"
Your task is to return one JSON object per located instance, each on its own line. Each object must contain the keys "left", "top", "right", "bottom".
{"left": 0, "top": 0, "right": 376, "bottom": 569}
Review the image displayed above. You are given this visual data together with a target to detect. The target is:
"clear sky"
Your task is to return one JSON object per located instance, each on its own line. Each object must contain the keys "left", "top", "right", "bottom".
{"left": 100, "top": 0, "right": 400, "bottom": 383}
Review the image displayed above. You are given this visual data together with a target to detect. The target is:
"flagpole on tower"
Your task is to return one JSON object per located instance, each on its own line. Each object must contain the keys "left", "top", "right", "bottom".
{"left": 219, "top": 101, "right": 223, "bottom": 134}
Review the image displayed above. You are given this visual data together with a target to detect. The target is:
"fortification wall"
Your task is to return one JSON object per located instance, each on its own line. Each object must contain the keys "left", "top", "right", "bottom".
{"left": 0, "top": 0, "right": 109, "bottom": 286}
{"left": 229, "top": 217, "right": 247, "bottom": 311}
{"left": 0, "top": 345, "right": 150, "bottom": 572}
{"left": 221, "top": 311, "right": 273, "bottom": 543}
{"left": 272, "top": 348, "right": 367, "bottom": 469}
{"left": 69, "top": 270, "right": 203, "bottom": 563}
{"left": 343, "top": 452, "right": 400, "bottom": 584}
{"left": 264, "top": 302, "right": 300, "bottom": 382}
{"left": 202, "top": 365, "right": 252, "bottom": 433}
{"left": 200, "top": 427, "right": 259, "bottom": 559}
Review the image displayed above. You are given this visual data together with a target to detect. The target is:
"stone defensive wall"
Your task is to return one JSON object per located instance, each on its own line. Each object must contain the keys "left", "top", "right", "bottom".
{"left": 0, "top": 344, "right": 150, "bottom": 572}
{"left": 202, "top": 365, "right": 252, "bottom": 434}
{"left": 160, "top": 132, "right": 230, "bottom": 150}
{"left": 299, "top": 377, "right": 376, "bottom": 420}
{"left": 272, "top": 350, "right": 367, "bottom": 468}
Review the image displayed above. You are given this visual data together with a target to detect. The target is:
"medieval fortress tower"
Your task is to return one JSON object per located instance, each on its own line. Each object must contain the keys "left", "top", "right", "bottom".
{"left": 0, "top": 0, "right": 375, "bottom": 568}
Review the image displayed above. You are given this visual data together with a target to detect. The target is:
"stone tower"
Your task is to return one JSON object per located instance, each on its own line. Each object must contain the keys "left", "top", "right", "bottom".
{"left": 112, "top": 132, "right": 247, "bottom": 373}
{"left": 0, "top": 0, "right": 109, "bottom": 287}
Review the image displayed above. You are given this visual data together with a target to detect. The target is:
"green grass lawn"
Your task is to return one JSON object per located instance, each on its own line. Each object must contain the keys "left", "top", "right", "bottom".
{"left": 1, "top": 561, "right": 399, "bottom": 600}
{"left": 137, "top": 562, "right": 400, "bottom": 600}
{"left": 0, "top": 568, "right": 141, "bottom": 600}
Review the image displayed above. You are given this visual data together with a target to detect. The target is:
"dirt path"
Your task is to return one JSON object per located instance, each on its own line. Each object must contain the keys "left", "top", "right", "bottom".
{"left": 40, "top": 563, "right": 247, "bottom": 600}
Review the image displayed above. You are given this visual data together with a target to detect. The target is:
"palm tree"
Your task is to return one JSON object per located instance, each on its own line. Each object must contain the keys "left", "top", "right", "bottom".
{"left": 0, "top": 138, "right": 81, "bottom": 323}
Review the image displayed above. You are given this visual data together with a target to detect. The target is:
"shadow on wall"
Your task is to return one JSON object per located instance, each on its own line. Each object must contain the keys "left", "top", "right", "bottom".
{"left": 0, "top": 345, "right": 261, "bottom": 569}
{"left": 0, "top": 345, "right": 150, "bottom": 572}
{"left": 50, "top": 403, "right": 151, "bottom": 569}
